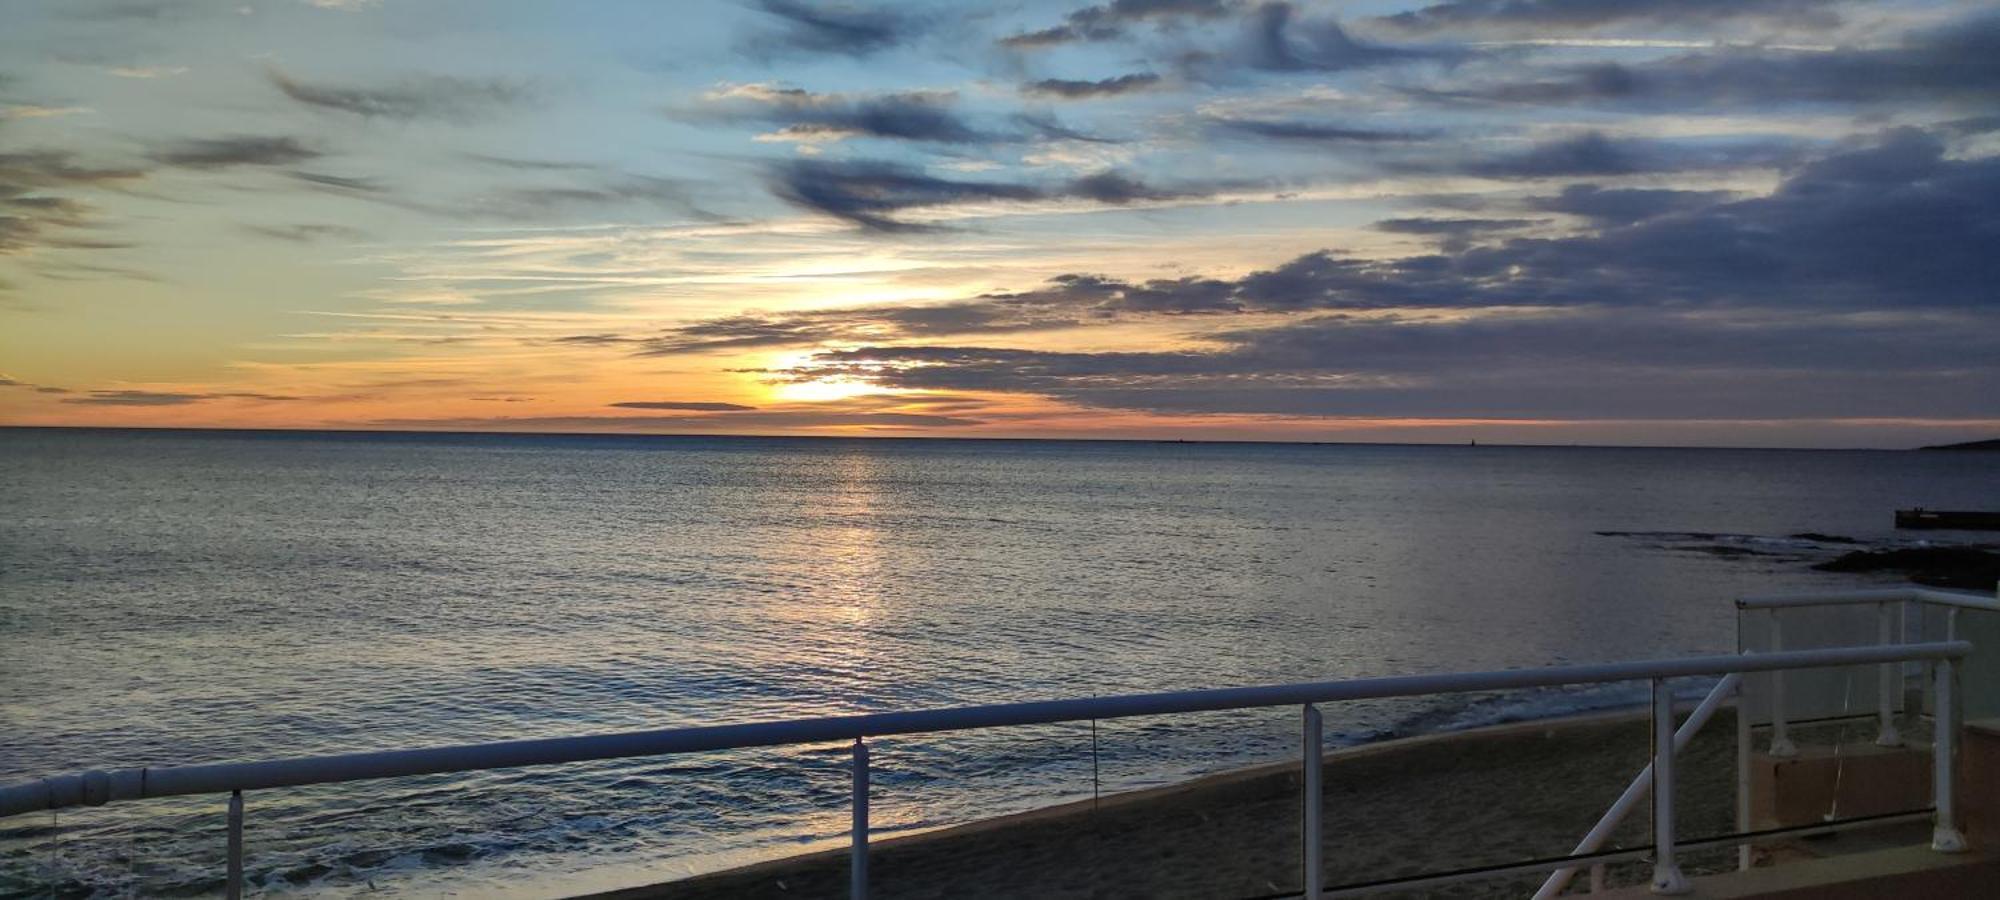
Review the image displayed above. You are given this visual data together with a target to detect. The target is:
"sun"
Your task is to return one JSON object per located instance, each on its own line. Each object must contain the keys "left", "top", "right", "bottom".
{"left": 761, "top": 350, "right": 891, "bottom": 403}
{"left": 773, "top": 377, "right": 881, "bottom": 402}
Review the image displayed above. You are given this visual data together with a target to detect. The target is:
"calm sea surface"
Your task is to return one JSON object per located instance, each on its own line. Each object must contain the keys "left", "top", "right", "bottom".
{"left": 1, "top": 429, "right": 1995, "bottom": 897}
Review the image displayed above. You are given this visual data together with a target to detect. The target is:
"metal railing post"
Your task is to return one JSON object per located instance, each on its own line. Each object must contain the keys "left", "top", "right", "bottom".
{"left": 1302, "top": 704, "right": 1322, "bottom": 899}
{"left": 1767, "top": 612, "right": 1796, "bottom": 757}
{"left": 1650, "top": 679, "right": 1691, "bottom": 894}
{"left": 226, "top": 790, "right": 244, "bottom": 900}
{"left": 1876, "top": 602, "right": 1903, "bottom": 746}
{"left": 852, "top": 738, "right": 869, "bottom": 899}
{"left": 1932, "top": 660, "right": 1966, "bottom": 852}
{"left": 1735, "top": 676, "right": 1753, "bottom": 872}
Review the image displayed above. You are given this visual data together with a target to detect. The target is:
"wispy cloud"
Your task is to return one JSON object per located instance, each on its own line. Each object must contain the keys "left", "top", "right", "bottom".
{"left": 766, "top": 158, "right": 1233, "bottom": 230}
{"left": 744, "top": 0, "right": 929, "bottom": 58}
{"left": 0, "top": 150, "right": 145, "bottom": 256}
{"left": 609, "top": 400, "right": 758, "bottom": 411}
{"left": 1372, "top": 0, "right": 1846, "bottom": 34}
{"left": 242, "top": 223, "right": 366, "bottom": 242}
{"left": 1022, "top": 73, "right": 1163, "bottom": 99}
{"left": 702, "top": 83, "right": 994, "bottom": 144}
{"left": 60, "top": 389, "right": 302, "bottom": 406}
{"left": 1002, "top": 0, "right": 1232, "bottom": 48}
{"left": 1404, "top": 12, "right": 2000, "bottom": 108}
{"left": 1209, "top": 116, "right": 1425, "bottom": 143}
{"left": 268, "top": 67, "right": 529, "bottom": 121}
{"left": 106, "top": 65, "right": 188, "bottom": 79}
{"left": 1180, "top": 3, "right": 1462, "bottom": 79}
{"left": 1, "top": 105, "right": 93, "bottom": 120}
{"left": 1424, "top": 131, "right": 1803, "bottom": 179}
{"left": 149, "top": 136, "right": 319, "bottom": 169}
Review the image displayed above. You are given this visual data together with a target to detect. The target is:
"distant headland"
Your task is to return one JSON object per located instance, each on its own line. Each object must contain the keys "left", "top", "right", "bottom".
{"left": 1919, "top": 438, "right": 2000, "bottom": 451}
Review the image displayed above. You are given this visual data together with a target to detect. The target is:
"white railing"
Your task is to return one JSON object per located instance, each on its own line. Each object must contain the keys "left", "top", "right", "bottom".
{"left": 0, "top": 641, "right": 1972, "bottom": 899}
{"left": 1738, "top": 586, "right": 1996, "bottom": 756}
{"left": 1536, "top": 585, "right": 1999, "bottom": 898}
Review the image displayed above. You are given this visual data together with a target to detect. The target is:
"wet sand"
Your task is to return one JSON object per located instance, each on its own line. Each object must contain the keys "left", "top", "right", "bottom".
{"left": 577, "top": 709, "right": 1750, "bottom": 899}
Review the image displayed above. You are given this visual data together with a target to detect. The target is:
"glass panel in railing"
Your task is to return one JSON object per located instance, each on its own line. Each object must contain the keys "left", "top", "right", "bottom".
{"left": 841, "top": 708, "right": 1307, "bottom": 899}
{"left": 1738, "top": 604, "right": 1897, "bottom": 734}
{"left": 0, "top": 794, "right": 245, "bottom": 897}
{"left": 1955, "top": 609, "right": 2000, "bottom": 720}
{"left": 1095, "top": 707, "right": 1304, "bottom": 899}
{"left": 826, "top": 719, "right": 1125, "bottom": 897}
{"left": 1729, "top": 659, "right": 1939, "bottom": 881}
{"left": 580, "top": 743, "right": 859, "bottom": 898}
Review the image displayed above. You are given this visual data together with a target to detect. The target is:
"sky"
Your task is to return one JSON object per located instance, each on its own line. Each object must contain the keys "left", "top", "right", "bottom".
{"left": 1, "top": 0, "right": 1997, "bottom": 447}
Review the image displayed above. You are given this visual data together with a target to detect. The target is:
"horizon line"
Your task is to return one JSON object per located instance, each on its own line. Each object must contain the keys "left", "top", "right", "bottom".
{"left": 0, "top": 423, "right": 1969, "bottom": 453}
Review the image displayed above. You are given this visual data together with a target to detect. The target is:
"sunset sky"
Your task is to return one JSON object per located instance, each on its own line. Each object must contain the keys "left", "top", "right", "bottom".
{"left": 2, "top": 0, "right": 1997, "bottom": 446}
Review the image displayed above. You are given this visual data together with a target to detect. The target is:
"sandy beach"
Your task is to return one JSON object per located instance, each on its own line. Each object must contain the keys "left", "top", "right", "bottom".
{"left": 579, "top": 709, "right": 1761, "bottom": 899}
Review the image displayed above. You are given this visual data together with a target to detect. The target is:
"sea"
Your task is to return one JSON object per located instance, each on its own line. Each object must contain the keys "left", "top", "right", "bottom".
{"left": 1, "top": 428, "right": 1995, "bottom": 897}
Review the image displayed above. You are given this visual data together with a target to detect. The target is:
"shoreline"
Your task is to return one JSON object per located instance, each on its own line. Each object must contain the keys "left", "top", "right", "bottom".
{"left": 575, "top": 708, "right": 1743, "bottom": 899}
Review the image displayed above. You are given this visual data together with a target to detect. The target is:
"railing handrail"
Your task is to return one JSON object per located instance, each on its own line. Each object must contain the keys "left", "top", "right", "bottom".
{"left": 1737, "top": 586, "right": 1999, "bottom": 611}
{"left": 0, "top": 640, "right": 1967, "bottom": 820}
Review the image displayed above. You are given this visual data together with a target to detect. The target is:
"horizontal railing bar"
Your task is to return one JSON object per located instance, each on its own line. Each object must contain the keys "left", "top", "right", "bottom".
{"left": 0, "top": 641, "right": 1967, "bottom": 819}
{"left": 1737, "top": 587, "right": 1998, "bottom": 611}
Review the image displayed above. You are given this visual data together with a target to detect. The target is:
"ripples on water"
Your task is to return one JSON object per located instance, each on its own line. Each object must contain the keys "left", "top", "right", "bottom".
{"left": 1, "top": 429, "right": 1994, "bottom": 896}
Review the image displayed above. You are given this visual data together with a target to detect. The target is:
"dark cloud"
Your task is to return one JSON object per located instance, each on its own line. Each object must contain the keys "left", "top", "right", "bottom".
{"left": 1941, "top": 114, "right": 2000, "bottom": 137}
{"left": 1412, "top": 12, "right": 2000, "bottom": 109}
{"left": 609, "top": 401, "right": 758, "bottom": 411}
{"left": 622, "top": 295, "right": 1089, "bottom": 355}
{"left": 767, "top": 158, "right": 1043, "bottom": 231}
{"left": 1525, "top": 184, "right": 1734, "bottom": 225}
{"left": 1374, "top": 216, "right": 1538, "bottom": 251}
{"left": 60, "top": 389, "right": 301, "bottom": 406}
{"left": 701, "top": 85, "right": 1119, "bottom": 146}
{"left": 1002, "top": 0, "right": 1232, "bottom": 48}
{"left": 1374, "top": 0, "right": 1845, "bottom": 34}
{"left": 705, "top": 85, "right": 992, "bottom": 144}
{"left": 1022, "top": 73, "right": 1162, "bottom": 99}
{"left": 747, "top": 0, "right": 927, "bottom": 57}
{"left": 772, "top": 308, "right": 2000, "bottom": 420}
{"left": 1373, "top": 217, "right": 1537, "bottom": 234}
{"left": 1246, "top": 3, "right": 1434, "bottom": 72}
{"left": 269, "top": 68, "right": 527, "bottom": 121}
{"left": 149, "top": 136, "right": 318, "bottom": 170}
{"left": 395, "top": 129, "right": 2000, "bottom": 366}
{"left": 635, "top": 128, "right": 2000, "bottom": 423}
{"left": 1172, "top": 2, "right": 1456, "bottom": 80}
{"left": 766, "top": 158, "right": 1230, "bottom": 230}
{"left": 1416, "top": 130, "right": 1808, "bottom": 179}
{"left": 572, "top": 267, "right": 1250, "bottom": 356}
{"left": 1065, "top": 170, "right": 1212, "bottom": 204}
{"left": 1211, "top": 117, "right": 1424, "bottom": 143}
